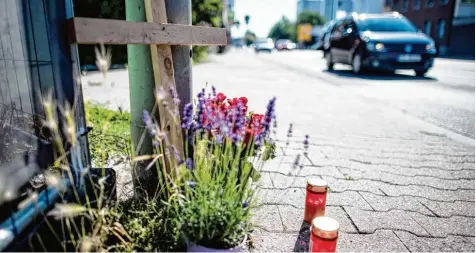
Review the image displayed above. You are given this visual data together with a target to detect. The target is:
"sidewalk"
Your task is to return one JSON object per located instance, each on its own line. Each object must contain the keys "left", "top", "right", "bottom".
{"left": 191, "top": 52, "right": 475, "bottom": 252}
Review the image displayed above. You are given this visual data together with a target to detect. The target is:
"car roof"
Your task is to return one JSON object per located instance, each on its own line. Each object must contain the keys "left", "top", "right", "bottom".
{"left": 348, "top": 12, "right": 403, "bottom": 21}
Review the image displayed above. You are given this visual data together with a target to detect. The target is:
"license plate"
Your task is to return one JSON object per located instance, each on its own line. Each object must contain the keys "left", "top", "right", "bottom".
{"left": 397, "top": 54, "right": 421, "bottom": 62}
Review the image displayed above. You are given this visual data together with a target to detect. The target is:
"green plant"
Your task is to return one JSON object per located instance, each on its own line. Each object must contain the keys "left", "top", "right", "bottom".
{"left": 110, "top": 200, "right": 183, "bottom": 252}
{"left": 268, "top": 16, "right": 297, "bottom": 42}
{"left": 84, "top": 103, "right": 132, "bottom": 166}
{"left": 171, "top": 138, "right": 257, "bottom": 249}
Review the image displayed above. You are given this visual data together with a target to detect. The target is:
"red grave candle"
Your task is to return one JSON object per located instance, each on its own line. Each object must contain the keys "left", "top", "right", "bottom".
{"left": 304, "top": 178, "right": 328, "bottom": 223}
{"left": 309, "top": 216, "right": 340, "bottom": 253}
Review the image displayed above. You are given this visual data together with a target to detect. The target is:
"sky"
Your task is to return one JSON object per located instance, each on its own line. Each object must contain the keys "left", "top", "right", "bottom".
{"left": 231, "top": 0, "right": 297, "bottom": 39}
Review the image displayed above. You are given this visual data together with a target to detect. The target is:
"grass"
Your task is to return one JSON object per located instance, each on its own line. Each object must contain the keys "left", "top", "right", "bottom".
{"left": 84, "top": 102, "right": 132, "bottom": 166}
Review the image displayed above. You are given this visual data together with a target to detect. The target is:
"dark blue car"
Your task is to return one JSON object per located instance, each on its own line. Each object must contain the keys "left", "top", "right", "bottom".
{"left": 326, "top": 12, "right": 437, "bottom": 76}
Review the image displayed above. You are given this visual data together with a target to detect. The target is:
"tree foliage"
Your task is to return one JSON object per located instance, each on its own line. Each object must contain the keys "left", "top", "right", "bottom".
{"left": 244, "top": 30, "right": 257, "bottom": 46}
{"left": 268, "top": 16, "right": 296, "bottom": 41}
{"left": 297, "top": 11, "right": 326, "bottom": 26}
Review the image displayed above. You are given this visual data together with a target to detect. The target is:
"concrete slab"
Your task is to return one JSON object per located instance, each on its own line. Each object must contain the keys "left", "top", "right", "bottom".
{"left": 419, "top": 199, "right": 476, "bottom": 218}
{"left": 252, "top": 205, "right": 283, "bottom": 232}
{"left": 410, "top": 213, "right": 475, "bottom": 237}
{"left": 344, "top": 207, "right": 430, "bottom": 236}
{"left": 359, "top": 192, "right": 434, "bottom": 216}
{"left": 394, "top": 231, "right": 475, "bottom": 252}
{"left": 338, "top": 230, "right": 409, "bottom": 252}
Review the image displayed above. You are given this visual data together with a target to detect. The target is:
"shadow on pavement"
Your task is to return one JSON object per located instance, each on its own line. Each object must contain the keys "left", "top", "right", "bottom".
{"left": 323, "top": 69, "right": 438, "bottom": 82}
{"left": 293, "top": 221, "right": 311, "bottom": 252}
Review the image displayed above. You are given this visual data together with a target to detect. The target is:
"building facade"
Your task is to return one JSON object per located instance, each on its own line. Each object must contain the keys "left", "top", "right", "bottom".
{"left": 388, "top": 0, "right": 458, "bottom": 55}
{"left": 352, "top": 0, "right": 386, "bottom": 13}
{"left": 297, "top": 0, "right": 326, "bottom": 18}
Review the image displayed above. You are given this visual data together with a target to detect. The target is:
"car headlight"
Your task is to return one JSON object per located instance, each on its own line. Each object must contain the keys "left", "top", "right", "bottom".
{"left": 366, "top": 42, "right": 386, "bottom": 52}
{"left": 366, "top": 42, "right": 375, "bottom": 51}
{"left": 375, "top": 43, "right": 385, "bottom": 51}
{"left": 426, "top": 42, "right": 436, "bottom": 54}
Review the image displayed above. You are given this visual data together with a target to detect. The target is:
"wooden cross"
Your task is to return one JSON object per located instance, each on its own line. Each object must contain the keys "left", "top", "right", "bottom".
{"left": 67, "top": 0, "right": 226, "bottom": 164}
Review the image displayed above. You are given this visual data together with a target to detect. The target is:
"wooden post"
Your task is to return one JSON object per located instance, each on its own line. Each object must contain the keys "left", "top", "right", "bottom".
{"left": 165, "top": 0, "right": 193, "bottom": 116}
{"left": 126, "top": 0, "right": 158, "bottom": 198}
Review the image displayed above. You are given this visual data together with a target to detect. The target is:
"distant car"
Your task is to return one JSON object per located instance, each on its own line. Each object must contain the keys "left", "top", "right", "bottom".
{"left": 254, "top": 39, "right": 275, "bottom": 53}
{"left": 275, "top": 39, "right": 297, "bottom": 51}
{"left": 326, "top": 12, "right": 437, "bottom": 76}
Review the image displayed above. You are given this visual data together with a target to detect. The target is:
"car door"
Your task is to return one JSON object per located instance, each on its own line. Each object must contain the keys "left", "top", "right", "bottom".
{"left": 329, "top": 20, "right": 345, "bottom": 62}
{"left": 341, "top": 20, "right": 358, "bottom": 64}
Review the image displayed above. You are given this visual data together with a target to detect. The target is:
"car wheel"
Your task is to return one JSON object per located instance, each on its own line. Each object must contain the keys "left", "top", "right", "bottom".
{"left": 352, "top": 54, "right": 362, "bottom": 74}
{"left": 326, "top": 51, "right": 334, "bottom": 70}
{"left": 415, "top": 69, "right": 428, "bottom": 77}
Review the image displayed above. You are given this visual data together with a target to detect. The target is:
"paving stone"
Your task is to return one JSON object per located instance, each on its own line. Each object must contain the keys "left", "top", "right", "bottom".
{"left": 340, "top": 163, "right": 475, "bottom": 180}
{"left": 410, "top": 213, "right": 475, "bottom": 237}
{"left": 465, "top": 236, "right": 475, "bottom": 245}
{"left": 327, "top": 191, "right": 373, "bottom": 210}
{"left": 379, "top": 184, "right": 475, "bottom": 202}
{"left": 251, "top": 205, "right": 283, "bottom": 232}
{"left": 258, "top": 172, "right": 274, "bottom": 188}
{"left": 322, "top": 176, "right": 382, "bottom": 194}
{"left": 295, "top": 165, "right": 345, "bottom": 178}
{"left": 394, "top": 231, "right": 475, "bottom": 252}
{"left": 338, "top": 230, "right": 409, "bottom": 252}
{"left": 249, "top": 230, "right": 296, "bottom": 252}
{"left": 265, "top": 173, "right": 307, "bottom": 189}
{"left": 257, "top": 188, "right": 305, "bottom": 208}
{"left": 419, "top": 199, "right": 475, "bottom": 217}
{"left": 359, "top": 192, "right": 434, "bottom": 216}
{"left": 339, "top": 166, "right": 475, "bottom": 190}
{"left": 325, "top": 206, "right": 358, "bottom": 233}
{"left": 344, "top": 207, "right": 429, "bottom": 236}
{"left": 277, "top": 205, "right": 304, "bottom": 232}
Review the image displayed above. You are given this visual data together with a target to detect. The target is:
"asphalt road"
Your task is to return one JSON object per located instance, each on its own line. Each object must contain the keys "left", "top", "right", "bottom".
{"left": 197, "top": 49, "right": 475, "bottom": 140}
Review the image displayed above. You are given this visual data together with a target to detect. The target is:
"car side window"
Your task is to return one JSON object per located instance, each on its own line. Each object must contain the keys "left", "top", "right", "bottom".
{"left": 332, "top": 21, "right": 343, "bottom": 35}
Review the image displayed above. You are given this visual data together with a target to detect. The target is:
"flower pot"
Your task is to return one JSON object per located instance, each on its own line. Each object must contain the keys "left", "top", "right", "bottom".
{"left": 186, "top": 236, "right": 247, "bottom": 252}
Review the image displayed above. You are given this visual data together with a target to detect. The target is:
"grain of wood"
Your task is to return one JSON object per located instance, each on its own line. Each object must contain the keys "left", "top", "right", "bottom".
{"left": 68, "top": 17, "right": 226, "bottom": 46}
{"left": 144, "top": 0, "right": 184, "bottom": 173}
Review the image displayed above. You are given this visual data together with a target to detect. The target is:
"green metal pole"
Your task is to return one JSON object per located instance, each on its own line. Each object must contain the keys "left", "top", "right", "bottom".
{"left": 126, "top": 0, "right": 158, "bottom": 199}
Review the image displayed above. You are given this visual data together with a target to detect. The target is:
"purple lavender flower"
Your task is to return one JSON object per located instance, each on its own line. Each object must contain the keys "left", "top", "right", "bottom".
{"left": 242, "top": 201, "right": 249, "bottom": 208}
{"left": 187, "top": 181, "right": 197, "bottom": 188}
{"left": 303, "top": 134, "right": 309, "bottom": 156}
{"left": 292, "top": 154, "right": 301, "bottom": 170}
{"left": 195, "top": 90, "right": 206, "bottom": 129}
{"left": 182, "top": 103, "right": 194, "bottom": 130}
{"left": 261, "top": 97, "right": 276, "bottom": 137}
{"left": 185, "top": 158, "right": 194, "bottom": 170}
{"left": 142, "top": 110, "right": 157, "bottom": 136}
{"left": 212, "top": 86, "right": 217, "bottom": 97}
{"left": 171, "top": 145, "right": 182, "bottom": 164}
{"left": 169, "top": 85, "right": 181, "bottom": 105}
{"left": 287, "top": 123, "right": 293, "bottom": 138}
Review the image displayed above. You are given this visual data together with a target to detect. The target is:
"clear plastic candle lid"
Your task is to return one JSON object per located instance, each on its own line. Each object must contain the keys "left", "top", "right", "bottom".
{"left": 312, "top": 216, "right": 340, "bottom": 239}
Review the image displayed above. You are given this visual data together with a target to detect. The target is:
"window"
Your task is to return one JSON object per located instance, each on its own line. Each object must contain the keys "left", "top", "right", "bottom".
{"left": 358, "top": 17, "right": 418, "bottom": 32}
{"left": 414, "top": 0, "right": 420, "bottom": 10}
{"left": 402, "top": 0, "right": 409, "bottom": 12}
{"left": 438, "top": 19, "right": 446, "bottom": 39}
{"left": 424, "top": 20, "right": 432, "bottom": 35}
{"left": 440, "top": 0, "right": 449, "bottom": 4}
{"left": 427, "top": 0, "right": 434, "bottom": 7}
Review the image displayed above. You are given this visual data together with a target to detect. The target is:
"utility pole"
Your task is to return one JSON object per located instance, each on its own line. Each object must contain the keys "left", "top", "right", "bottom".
{"left": 165, "top": 0, "right": 193, "bottom": 116}
{"left": 126, "top": 0, "right": 158, "bottom": 199}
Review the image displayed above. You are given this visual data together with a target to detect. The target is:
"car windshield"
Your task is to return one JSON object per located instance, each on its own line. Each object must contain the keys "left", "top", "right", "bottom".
{"left": 358, "top": 17, "right": 418, "bottom": 32}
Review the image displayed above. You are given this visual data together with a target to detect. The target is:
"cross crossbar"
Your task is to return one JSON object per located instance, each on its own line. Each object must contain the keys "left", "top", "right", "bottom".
{"left": 68, "top": 17, "right": 227, "bottom": 45}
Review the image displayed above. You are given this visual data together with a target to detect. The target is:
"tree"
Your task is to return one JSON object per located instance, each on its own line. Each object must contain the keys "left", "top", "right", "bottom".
{"left": 268, "top": 16, "right": 297, "bottom": 41}
{"left": 297, "top": 11, "right": 326, "bottom": 26}
{"left": 191, "top": 0, "right": 224, "bottom": 62}
{"left": 244, "top": 15, "right": 250, "bottom": 25}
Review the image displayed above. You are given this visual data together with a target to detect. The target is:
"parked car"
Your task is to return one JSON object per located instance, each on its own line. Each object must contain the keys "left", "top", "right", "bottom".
{"left": 326, "top": 12, "right": 437, "bottom": 76}
{"left": 254, "top": 39, "right": 275, "bottom": 53}
{"left": 275, "top": 39, "right": 297, "bottom": 51}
